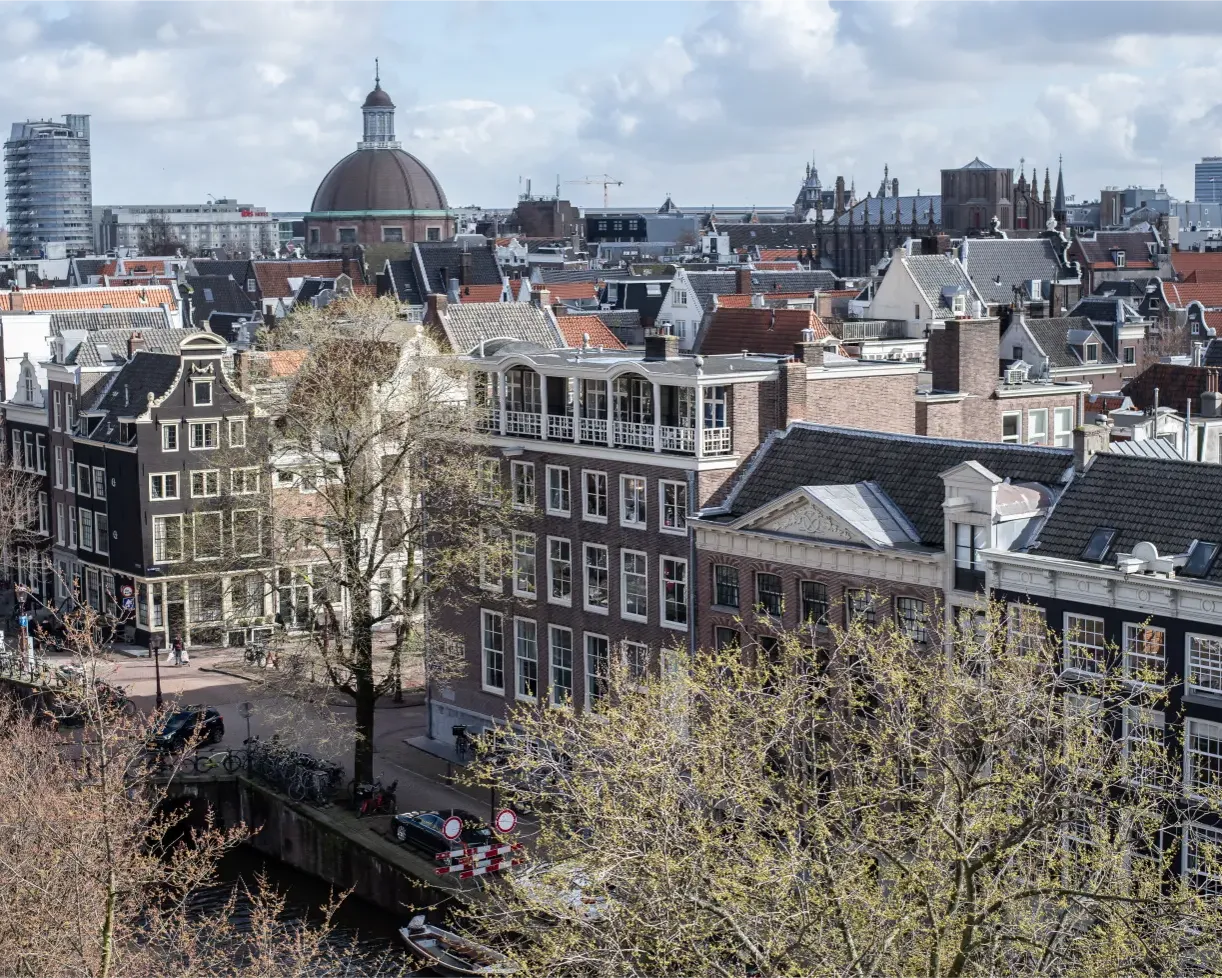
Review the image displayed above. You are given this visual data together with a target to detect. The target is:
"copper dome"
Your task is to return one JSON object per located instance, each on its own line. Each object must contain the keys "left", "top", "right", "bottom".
{"left": 362, "top": 83, "right": 394, "bottom": 109}
{"left": 310, "top": 148, "right": 449, "bottom": 212}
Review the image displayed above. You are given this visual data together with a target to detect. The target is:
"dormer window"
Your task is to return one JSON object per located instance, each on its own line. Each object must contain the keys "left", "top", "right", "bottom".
{"left": 952, "top": 293, "right": 966, "bottom": 316}
{"left": 1113, "top": 250, "right": 1126, "bottom": 268}
{"left": 193, "top": 381, "right": 212, "bottom": 406}
{"left": 1085, "top": 342, "right": 1099, "bottom": 363}
{"left": 23, "top": 373, "right": 34, "bottom": 402}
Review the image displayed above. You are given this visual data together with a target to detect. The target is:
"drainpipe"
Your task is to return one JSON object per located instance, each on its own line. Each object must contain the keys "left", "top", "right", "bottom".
{"left": 687, "top": 469, "right": 698, "bottom": 664}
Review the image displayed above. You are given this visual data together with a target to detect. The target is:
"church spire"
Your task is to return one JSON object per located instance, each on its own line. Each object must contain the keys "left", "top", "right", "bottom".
{"left": 1053, "top": 155, "right": 1066, "bottom": 223}
{"left": 360, "top": 64, "right": 399, "bottom": 149}
{"left": 1043, "top": 168, "right": 1052, "bottom": 209}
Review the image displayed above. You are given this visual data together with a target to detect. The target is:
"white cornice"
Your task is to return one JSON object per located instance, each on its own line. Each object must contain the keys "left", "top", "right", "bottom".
{"left": 477, "top": 435, "right": 742, "bottom": 471}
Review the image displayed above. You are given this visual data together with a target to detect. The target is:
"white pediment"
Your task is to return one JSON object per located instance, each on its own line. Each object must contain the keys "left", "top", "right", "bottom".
{"left": 732, "top": 483, "right": 921, "bottom": 550}
{"left": 755, "top": 497, "right": 863, "bottom": 543}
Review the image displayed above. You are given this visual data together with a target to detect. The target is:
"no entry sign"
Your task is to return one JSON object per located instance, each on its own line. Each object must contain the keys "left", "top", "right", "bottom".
{"left": 494, "top": 808, "right": 518, "bottom": 834}
{"left": 441, "top": 815, "right": 464, "bottom": 841}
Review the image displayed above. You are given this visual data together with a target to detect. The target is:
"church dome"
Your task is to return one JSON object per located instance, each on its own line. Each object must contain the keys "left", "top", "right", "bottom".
{"left": 362, "top": 83, "right": 394, "bottom": 108}
{"left": 311, "top": 148, "right": 449, "bottom": 212}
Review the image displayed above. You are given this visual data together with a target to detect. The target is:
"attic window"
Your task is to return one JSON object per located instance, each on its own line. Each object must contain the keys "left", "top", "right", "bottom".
{"left": 1085, "top": 342, "right": 1099, "bottom": 363}
{"left": 1080, "top": 526, "right": 1119, "bottom": 562}
{"left": 1183, "top": 540, "right": 1220, "bottom": 578}
{"left": 646, "top": 283, "right": 662, "bottom": 296}
{"left": 193, "top": 381, "right": 213, "bottom": 406}
{"left": 203, "top": 288, "right": 214, "bottom": 302}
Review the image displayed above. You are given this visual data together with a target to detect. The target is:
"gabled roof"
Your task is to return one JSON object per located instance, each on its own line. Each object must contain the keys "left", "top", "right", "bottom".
{"left": 537, "top": 268, "right": 604, "bottom": 285}
{"left": 961, "top": 237, "right": 1074, "bottom": 306}
{"left": 252, "top": 260, "right": 364, "bottom": 299}
{"left": 1032, "top": 453, "right": 1222, "bottom": 582}
{"left": 67, "top": 328, "right": 197, "bottom": 369}
{"left": 901, "top": 254, "right": 984, "bottom": 314}
{"left": 554, "top": 315, "right": 627, "bottom": 351}
{"left": 715, "top": 292, "right": 817, "bottom": 308}
{"left": 685, "top": 269, "right": 835, "bottom": 312}
{"left": 185, "top": 274, "right": 256, "bottom": 325}
{"left": 1163, "top": 281, "right": 1222, "bottom": 310}
{"left": 759, "top": 248, "right": 801, "bottom": 261}
{"left": 413, "top": 240, "right": 501, "bottom": 294}
{"left": 456, "top": 283, "right": 507, "bottom": 303}
{"left": 1121, "top": 362, "right": 1218, "bottom": 413}
{"left": 1, "top": 285, "right": 178, "bottom": 313}
{"left": 543, "top": 281, "right": 598, "bottom": 301}
{"left": 1021, "top": 316, "right": 1117, "bottom": 369}
{"left": 88, "top": 352, "right": 183, "bottom": 438}
{"left": 1073, "top": 230, "right": 1158, "bottom": 269}
{"left": 720, "top": 224, "right": 821, "bottom": 251}
{"left": 960, "top": 157, "right": 994, "bottom": 169}
{"left": 835, "top": 195, "right": 940, "bottom": 228}
{"left": 1170, "top": 251, "right": 1222, "bottom": 279}
{"left": 47, "top": 308, "right": 174, "bottom": 335}
{"left": 715, "top": 424, "right": 1072, "bottom": 547}
{"left": 382, "top": 258, "right": 422, "bottom": 305}
{"left": 193, "top": 259, "right": 254, "bottom": 284}
{"left": 436, "top": 304, "right": 562, "bottom": 354}
{"left": 696, "top": 307, "right": 831, "bottom": 356}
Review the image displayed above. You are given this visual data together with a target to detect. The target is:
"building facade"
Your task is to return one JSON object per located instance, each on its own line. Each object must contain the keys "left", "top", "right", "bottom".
{"left": 5, "top": 115, "right": 93, "bottom": 257}
{"left": 94, "top": 199, "right": 278, "bottom": 255}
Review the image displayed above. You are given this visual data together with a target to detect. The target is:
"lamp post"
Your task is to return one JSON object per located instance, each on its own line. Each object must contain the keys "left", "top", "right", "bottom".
{"left": 150, "top": 636, "right": 162, "bottom": 709}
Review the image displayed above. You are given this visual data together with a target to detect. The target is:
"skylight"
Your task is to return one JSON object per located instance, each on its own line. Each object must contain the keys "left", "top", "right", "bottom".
{"left": 1080, "top": 527, "right": 1119, "bottom": 562}
{"left": 1183, "top": 540, "right": 1220, "bottom": 578}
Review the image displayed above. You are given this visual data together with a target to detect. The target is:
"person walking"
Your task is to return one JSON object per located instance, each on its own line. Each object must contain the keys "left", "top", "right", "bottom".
{"left": 171, "top": 634, "right": 184, "bottom": 667}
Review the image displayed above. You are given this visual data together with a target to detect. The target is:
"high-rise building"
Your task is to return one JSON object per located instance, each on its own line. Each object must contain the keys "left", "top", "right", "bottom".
{"left": 5, "top": 114, "right": 93, "bottom": 257}
{"left": 1195, "top": 157, "right": 1222, "bottom": 203}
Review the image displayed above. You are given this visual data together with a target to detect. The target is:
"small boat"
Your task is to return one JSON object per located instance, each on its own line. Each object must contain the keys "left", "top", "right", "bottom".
{"left": 399, "top": 915, "right": 518, "bottom": 976}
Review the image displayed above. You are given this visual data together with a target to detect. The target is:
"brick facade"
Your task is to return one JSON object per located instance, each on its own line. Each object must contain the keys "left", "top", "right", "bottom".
{"left": 807, "top": 372, "right": 919, "bottom": 433}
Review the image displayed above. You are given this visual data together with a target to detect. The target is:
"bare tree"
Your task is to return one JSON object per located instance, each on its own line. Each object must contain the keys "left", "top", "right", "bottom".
{"left": 256, "top": 294, "right": 513, "bottom": 783}
{"left": 464, "top": 601, "right": 1222, "bottom": 977}
{"left": 137, "top": 215, "right": 186, "bottom": 257}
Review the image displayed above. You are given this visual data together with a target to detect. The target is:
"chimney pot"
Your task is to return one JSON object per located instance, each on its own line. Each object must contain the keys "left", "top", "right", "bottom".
{"left": 127, "top": 332, "right": 146, "bottom": 358}
{"left": 644, "top": 334, "right": 680, "bottom": 361}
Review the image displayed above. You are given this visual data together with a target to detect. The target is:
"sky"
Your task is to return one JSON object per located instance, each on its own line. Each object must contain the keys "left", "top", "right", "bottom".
{"left": 7, "top": 0, "right": 1222, "bottom": 213}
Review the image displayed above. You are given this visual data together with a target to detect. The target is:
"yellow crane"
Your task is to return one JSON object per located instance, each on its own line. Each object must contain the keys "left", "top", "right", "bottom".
{"left": 565, "top": 174, "right": 624, "bottom": 208}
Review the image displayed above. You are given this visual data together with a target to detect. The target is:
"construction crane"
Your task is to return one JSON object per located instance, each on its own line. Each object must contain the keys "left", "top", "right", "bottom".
{"left": 565, "top": 174, "right": 624, "bottom": 208}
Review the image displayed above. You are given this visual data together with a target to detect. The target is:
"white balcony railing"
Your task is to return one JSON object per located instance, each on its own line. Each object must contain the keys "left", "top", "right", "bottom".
{"left": 659, "top": 425, "right": 695, "bottom": 453}
{"left": 478, "top": 408, "right": 501, "bottom": 432}
{"left": 613, "top": 420, "right": 655, "bottom": 450}
{"left": 703, "top": 426, "right": 732, "bottom": 455}
{"left": 547, "top": 414, "right": 574, "bottom": 440}
{"left": 579, "top": 417, "right": 608, "bottom": 443}
{"left": 505, "top": 410, "right": 542, "bottom": 437}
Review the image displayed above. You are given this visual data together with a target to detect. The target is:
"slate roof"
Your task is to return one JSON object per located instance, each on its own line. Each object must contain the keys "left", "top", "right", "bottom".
{"left": 835, "top": 195, "right": 940, "bottom": 228}
{"left": 595, "top": 309, "right": 640, "bottom": 331}
{"left": 436, "top": 304, "right": 562, "bottom": 354}
{"left": 48, "top": 308, "right": 173, "bottom": 334}
{"left": 1073, "top": 230, "right": 1158, "bottom": 269}
{"left": 414, "top": 240, "right": 501, "bottom": 295}
{"left": 70, "top": 258, "right": 108, "bottom": 284}
{"left": 382, "top": 259, "right": 422, "bottom": 305}
{"left": 717, "top": 424, "right": 1073, "bottom": 548}
{"left": 65, "top": 328, "right": 198, "bottom": 369}
{"left": 687, "top": 269, "right": 836, "bottom": 311}
{"left": 961, "top": 238, "right": 1072, "bottom": 306}
{"left": 185, "top": 274, "right": 256, "bottom": 326}
{"left": 193, "top": 259, "right": 253, "bottom": 285}
{"left": 554, "top": 315, "right": 627, "bottom": 351}
{"left": 1092, "top": 277, "right": 1161, "bottom": 299}
{"left": 1032, "top": 453, "right": 1222, "bottom": 582}
{"left": 696, "top": 308, "right": 831, "bottom": 356}
{"left": 88, "top": 352, "right": 183, "bottom": 437}
{"left": 252, "top": 260, "right": 363, "bottom": 300}
{"left": 1070, "top": 297, "right": 1134, "bottom": 326}
{"left": 538, "top": 268, "right": 603, "bottom": 285}
{"left": 720, "top": 224, "right": 821, "bottom": 251}
{"left": 1022, "top": 316, "right": 1117, "bottom": 369}
{"left": 902, "top": 255, "right": 984, "bottom": 314}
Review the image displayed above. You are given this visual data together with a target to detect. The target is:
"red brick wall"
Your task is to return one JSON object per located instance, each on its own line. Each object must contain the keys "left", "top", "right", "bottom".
{"left": 807, "top": 372, "right": 918, "bottom": 433}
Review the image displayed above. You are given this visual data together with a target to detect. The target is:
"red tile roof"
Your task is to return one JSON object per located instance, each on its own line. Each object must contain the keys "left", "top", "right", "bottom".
{"left": 457, "top": 284, "right": 507, "bottom": 303}
{"left": 1122, "top": 362, "right": 1219, "bottom": 414}
{"left": 252, "top": 260, "right": 364, "bottom": 299}
{"left": 1171, "top": 251, "right": 1222, "bottom": 279}
{"left": 1182, "top": 269, "right": 1222, "bottom": 283}
{"left": 759, "top": 249, "right": 801, "bottom": 261}
{"left": 555, "top": 315, "right": 627, "bottom": 350}
{"left": 541, "top": 282, "right": 598, "bottom": 301}
{"left": 1162, "top": 281, "right": 1222, "bottom": 309}
{"left": 697, "top": 307, "right": 831, "bottom": 356}
{"left": 753, "top": 261, "right": 802, "bottom": 271}
{"left": 1, "top": 284, "right": 178, "bottom": 312}
{"left": 717, "top": 292, "right": 817, "bottom": 308}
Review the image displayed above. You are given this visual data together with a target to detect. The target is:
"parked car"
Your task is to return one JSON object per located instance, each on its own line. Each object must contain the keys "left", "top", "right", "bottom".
{"left": 391, "top": 809, "right": 493, "bottom": 854}
{"left": 149, "top": 706, "right": 224, "bottom": 752}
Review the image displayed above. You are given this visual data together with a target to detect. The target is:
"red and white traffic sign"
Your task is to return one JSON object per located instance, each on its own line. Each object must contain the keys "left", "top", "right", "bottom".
{"left": 441, "top": 815, "right": 464, "bottom": 841}
{"left": 494, "top": 808, "right": 518, "bottom": 834}
{"left": 121, "top": 585, "right": 134, "bottom": 598}
{"left": 435, "top": 841, "right": 522, "bottom": 863}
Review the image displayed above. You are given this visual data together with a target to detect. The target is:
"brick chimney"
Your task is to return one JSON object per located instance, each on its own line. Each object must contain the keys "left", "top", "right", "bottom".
{"left": 127, "top": 332, "right": 146, "bottom": 358}
{"left": 735, "top": 266, "right": 752, "bottom": 295}
{"left": 644, "top": 334, "right": 679, "bottom": 361}
{"left": 460, "top": 250, "right": 474, "bottom": 285}
{"left": 341, "top": 254, "right": 350, "bottom": 278}
{"left": 426, "top": 293, "right": 448, "bottom": 324}
{"left": 778, "top": 359, "right": 808, "bottom": 424}
{"left": 925, "top": 319, "right": 997, "bottom": 394}
{"left": 1073, "top": 422, "right": 1110, "bottom": 470}
{"left": 532, "top": 286, "right": 551, "bottom": 310}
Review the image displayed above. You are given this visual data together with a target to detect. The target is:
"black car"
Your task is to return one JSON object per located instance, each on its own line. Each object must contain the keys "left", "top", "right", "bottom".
{"left": 390, "top": 808, "right": 492, "bottom": 854}
{"left": 149, "top": 706, "right": 225, "bottom": 752}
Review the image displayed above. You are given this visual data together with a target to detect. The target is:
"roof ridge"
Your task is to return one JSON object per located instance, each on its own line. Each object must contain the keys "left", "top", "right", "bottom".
{"left": 786, "top": 421, "right": 1074, "bottom": 455}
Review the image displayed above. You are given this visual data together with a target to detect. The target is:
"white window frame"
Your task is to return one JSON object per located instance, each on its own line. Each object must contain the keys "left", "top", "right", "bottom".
{"left": 92, "top": 466, "right": 106, "bottom": 500}
{"left": 152, "top": 514, "right": 183, "bottom": 563}
{"left": 659, "top": 480, "right": 688, "bottom": 535}
{"left": 512, "top": 530, "right": 537, "bottom": 599}
{"left": 188, "top": 420, "right": 220, "bottom": 451}
{"left": 1122, "top": 622, "right": 1165, "bottom": 685}
{"left": 1052, "top": 406, "right": 1074, "bottom": 448}
{"left": 68, "top": 506, "right": 77, "bottom": 548}
{"left": 514, "top": 618, "right": 539, "bottom": 702}
{"left": 79, "top": 509, "right": 94, "bottom": 551}
{"left": 149, "top": 472, "right": 180, "bottom": 500}
{"left": 67, "top": 448, "right": 75, "bottom": 490}
{"left": 548, "top": 625, "right": 574, "bottom": 707}
{"left": 76, "top": 463, "right": 91, "bottom": 497}
{"left": 56, "top": 503, "right": 64, "bottom": 544}
{"left": 1187, "top": 633, "right": 1222, "bottom": 697}
{"left": 1063, "top": 612, "right": 1106, "bottom": 676}
{"left": 481, "top": 609, "right": 505, "bottom": 694}
{"left": 1185, "top": 717, "right": 1222, "bottom": 798}
{"left": 191, "top": 469, "right": 221, "bottom": 498}
{"left": 94, "top": 511, "right": 109, "bottom": 556}
{"left": 192, "top": 380, "right": 213, "bottom": 406}
{"left": 582, "top": 469, "right": 608, "bottom": 523}
{"left": 620, "top": 475, "right": 647, "bottom": 529}
{"left": 584, "top": 632, "right": 609, "bottom": 708}
{"left": 547, "top": 536, "right": 571, "bottom": 607}
{"left": 53, "top": 390, "right": 62, "bottom": 431}
{"left": 53, "top": 446, "right": 62, "bottom": 488}
{"left": 620, "top": 548, "right": 648, "bottom": 622}
{"left": 583, "top": 542, "right": 609, "bottom": 614}
{"left": 233, "top": 509, "right": 262, "bottom": 557}
{"left": 1121, "top": 705, "right": 1164, "bottom": 786}
{"left": 510, "top": 460, "right": 535, "bottom": 511}
{"left": 37, "top": 492, "right": 48, "bottom": 537}
{"left": 1001, "top": 411, "right": 1021, "bottom": 444}
{"left": 193, "top": 511, "right": 223, "bottom": 560}
{"left": 661, "top": 555, "right": 688, "bottom": 631}
{"left": 231, "top": 467, "right": 261, "bottom": 495}
{"left": 1027, "top": 408, "right": 1048, "bottom": 446}
{"left": 479, "top": 528, "right": 503, "bottom": 593}
{"left": 1183, "top": 821, "right": 1222, "bottom": 893}
{"left": 623, "top": 640, "right": 649, "bottom": 685}
{"left": 161, "top": 422, "right": 178, "bottom": 452}
{"left": 545, "top": 465, "right": 570, "bottom": 516}
{"left": 229, "top": 418, "right": 247, "bottom": 447}
{"left": 477, "top": 458, "right": 500, "bottom": 503}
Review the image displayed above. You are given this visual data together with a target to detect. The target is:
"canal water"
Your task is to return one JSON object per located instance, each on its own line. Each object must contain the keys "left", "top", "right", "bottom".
{"left": 193, "top": 845, "right": 440, "bottom": 975}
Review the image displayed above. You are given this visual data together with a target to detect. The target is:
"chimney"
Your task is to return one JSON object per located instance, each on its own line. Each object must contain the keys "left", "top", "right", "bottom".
{"left": 1202, "top": 391, "right": 1222, "bottom": 418}
{"left": 1194, "top": 341, "right": 1206, "bottom": 367}
{"left": 532, "top": 286, "right": 550, "bottom": 310}
{"left": 735, "top": 267, "right": 752, "bottom": 295}
{"left": 341, "top": 254, "right": 350, "bottom": 278}
{"left": 460, "top": 250, "right": 474, "bottom": 285}
{"left": 127, "top": 332, "right": 146, "bottom": 358}
{"left": 793, "top": 325, "right": 824, "bottom": 367}
{"left": 1073, "top": 423, "right": 1110, "bottom": 470}
{"left": 751, "top": 292, "right": 765, "bottom": 309}
{"left": 447, "top": 277, "right": 460, "bottom": 303}
{"left": 644, "top": 334, "right": 680, "bottom": 361}
{"left": 426, "top": 292, "right": 448, "bottom": 323}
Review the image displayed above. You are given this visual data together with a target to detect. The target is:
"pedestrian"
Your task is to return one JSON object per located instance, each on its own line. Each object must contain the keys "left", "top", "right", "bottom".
{"left": 171, "top": 634, "right": 184, "bottom": 667}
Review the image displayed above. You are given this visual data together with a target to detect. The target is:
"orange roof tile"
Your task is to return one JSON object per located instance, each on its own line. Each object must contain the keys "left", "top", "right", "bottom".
{"left": 457, "top": 284, "right": 507, "bottom": 303}
{"left": 542, "top": 282, "right": 598, "bottom": 301}
{"left": 753, "top": 261, "right": 802, "bottom": 271}
{"left": 1162, "top": 281, "right": 1222, "bottom": 309}
{"left": 759, "top": 248, "right": 801, "bottom": 261}
{"left": 717, "top": 292, "right": 817, "bottom": 308}
{"left": 261, "top": 349, "right": 309, "bottom": 378}
{"left": 1182, "top": 269, "right": 1222, "bottom": 283}
{"left": 555, "top": 315, "right": 627, "bottom": 351}
{"left": 1171, "top": 251, "right": 1222, "bottom": 278}
{"left": 699, "top": 307, "right": 830, "bottom": 356}
{"left": 6, "top": 285, "right": 178, "bottom": 312}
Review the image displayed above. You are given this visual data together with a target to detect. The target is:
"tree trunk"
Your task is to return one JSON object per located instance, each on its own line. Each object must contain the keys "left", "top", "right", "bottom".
{"left": 350, "top": 576, "right": 376, "bottom": 785}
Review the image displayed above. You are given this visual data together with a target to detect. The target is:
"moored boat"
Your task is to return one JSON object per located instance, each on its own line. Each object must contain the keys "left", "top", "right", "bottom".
{"left": 399, "top": 915, "right": 518, "bottom": 976}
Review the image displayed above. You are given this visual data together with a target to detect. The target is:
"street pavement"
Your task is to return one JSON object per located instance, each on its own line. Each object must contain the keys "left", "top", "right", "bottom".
{"left": 62, "top": 646, "right": 494, "bottom": 820}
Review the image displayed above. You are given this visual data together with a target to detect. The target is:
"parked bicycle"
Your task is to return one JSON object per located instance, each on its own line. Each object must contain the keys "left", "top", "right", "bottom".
{"left": 244, "top": 643, "right": 270, "bottom": 667}
{"left": 245, "top": 736, "right": 342, "bottom": 806}
{"left": 453, "top": 724, "right": 474, "bottom": 763}
{"left": 193, "top": 748, "right": 244, "bottom": 774}
{"left": 351, "top": 777, "right": 398, "bottom": 817}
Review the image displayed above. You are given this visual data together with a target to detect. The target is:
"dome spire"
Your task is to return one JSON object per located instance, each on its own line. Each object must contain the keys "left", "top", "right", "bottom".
{"left": 360, "top": 65, "right": 398, "bottom": 149}
{"left": 375, "top": 57, "right": 380, "bottom": 88}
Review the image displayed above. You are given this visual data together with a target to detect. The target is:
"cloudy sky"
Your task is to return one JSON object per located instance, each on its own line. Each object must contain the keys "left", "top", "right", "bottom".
{"left": 8, "top": 0, "right": 1221, "bottom": 213}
